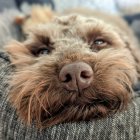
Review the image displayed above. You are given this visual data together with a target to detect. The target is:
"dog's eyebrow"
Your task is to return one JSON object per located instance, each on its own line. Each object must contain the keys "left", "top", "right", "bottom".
{"left": 86, "top": 19, "right": 94, "bottom": 22}
{"left": 36, "top": 35, "right": 51, "bottom": 45}
{"left": 54, "top": 38, "right": 82, "bottom": 45}
{"left": 54, "top": 38, "right": 72, "bottom": 42}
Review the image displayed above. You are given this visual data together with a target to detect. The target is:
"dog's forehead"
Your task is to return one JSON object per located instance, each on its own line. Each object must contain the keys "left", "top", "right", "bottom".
{"left": 27, "top": 14, "right": 118, "bottom": 45}
{"left": 30, "top": 15, "right": 104, "bottom": 35}
{"left": 53, "top": 14, "right": 98, "bottom": 26}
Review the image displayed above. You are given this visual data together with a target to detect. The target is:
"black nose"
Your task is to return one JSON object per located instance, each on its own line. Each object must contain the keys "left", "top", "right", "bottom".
{"left": 59, "top": 62, "right": 93, "bottom": 91}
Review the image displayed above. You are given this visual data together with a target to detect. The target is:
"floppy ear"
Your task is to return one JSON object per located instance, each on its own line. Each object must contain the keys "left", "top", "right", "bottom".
{"left": 115, "top": 26, "right": 140, "bottom": 78}
{"left": 5, "top": 40, "right": 34, "bottom": 65}
{"left": 125, "top": 41, "right": 140, "bottom": 80}
{"left": 121, "top": 32, "right": 140, "bottom": 80}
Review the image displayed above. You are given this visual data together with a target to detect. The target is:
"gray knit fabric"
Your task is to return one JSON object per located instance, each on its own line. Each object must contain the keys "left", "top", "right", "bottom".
{"left": 0, "top": 53, "right": 140, "bottom": 140}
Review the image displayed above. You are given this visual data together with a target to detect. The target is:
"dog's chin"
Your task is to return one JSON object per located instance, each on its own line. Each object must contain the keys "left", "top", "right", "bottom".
{"left": 14, "top": 82, "right": 130, "bottom": 128}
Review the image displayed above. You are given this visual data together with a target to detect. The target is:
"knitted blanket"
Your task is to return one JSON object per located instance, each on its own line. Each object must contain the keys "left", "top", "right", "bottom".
{"left": 0, "top": 52, "right": 140, "bottom": 140}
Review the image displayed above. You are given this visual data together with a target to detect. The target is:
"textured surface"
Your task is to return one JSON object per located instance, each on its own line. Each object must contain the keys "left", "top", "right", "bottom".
{"left": 0, "top": 53, "right": 140, "bottom": 140}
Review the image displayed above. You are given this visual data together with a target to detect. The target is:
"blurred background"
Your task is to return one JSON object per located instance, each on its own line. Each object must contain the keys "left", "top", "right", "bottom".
{"left": 0, "top": 0, "right": 140, "bottom": 14}
{"left": 0, "top": 0, "right": 140, "bottom": 47}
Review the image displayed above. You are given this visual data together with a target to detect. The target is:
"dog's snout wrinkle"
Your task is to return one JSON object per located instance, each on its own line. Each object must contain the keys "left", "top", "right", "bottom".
{"left": 59, "top": 62, "right": 93, "bottom": 91}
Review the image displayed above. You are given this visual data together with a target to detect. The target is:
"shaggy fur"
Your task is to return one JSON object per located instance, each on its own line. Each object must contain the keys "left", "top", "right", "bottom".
{"left": 6, "top": 9, "right": 140, "bottom": 128}
{"left": 15, "top": 5, "right": 55, "bottom": 33}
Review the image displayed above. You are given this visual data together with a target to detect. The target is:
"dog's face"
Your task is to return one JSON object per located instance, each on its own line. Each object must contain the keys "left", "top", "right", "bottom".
{"left": 7, "top": 14, "right": 138, "bottom": 128}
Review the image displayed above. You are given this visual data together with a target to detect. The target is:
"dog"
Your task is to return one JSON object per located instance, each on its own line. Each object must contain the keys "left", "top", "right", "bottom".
{"left": 6, "top": 8, "right": 140, "bottom": 128}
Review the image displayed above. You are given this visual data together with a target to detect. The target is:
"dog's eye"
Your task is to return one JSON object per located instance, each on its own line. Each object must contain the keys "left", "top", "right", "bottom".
{"left": 91, "top": 38, "right": 107, "bottom": 51}
{"left": 38, "top": 48, "right": 50, "bottom": 56}
{"left": 94, "top": 39, "right": 107, "bottom": 46}
{"left": 26, "top": 43, "right": 53, "bottom": 57}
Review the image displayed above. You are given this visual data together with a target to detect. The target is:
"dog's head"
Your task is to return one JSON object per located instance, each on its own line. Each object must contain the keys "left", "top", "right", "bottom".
{"left": 6, "top": 14, "right": 138, "bottom": 128}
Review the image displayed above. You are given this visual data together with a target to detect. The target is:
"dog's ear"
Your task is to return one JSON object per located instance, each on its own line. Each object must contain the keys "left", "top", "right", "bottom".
{"left": 5, "top": 40, "right": 34, "bottom": 65}
{"left": 115, "top": 27, "right": 140, "bottom": 80}
{"left": 126, "top": 42, "right": 140, "bottom": 80}
{"left": 120, "top": 32, "right": 140, "bottom": 80}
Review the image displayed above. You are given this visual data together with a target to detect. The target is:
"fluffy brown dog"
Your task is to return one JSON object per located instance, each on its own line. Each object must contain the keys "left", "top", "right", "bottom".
{"left": 6, "top": 8, "right": 140, "bottom": 128}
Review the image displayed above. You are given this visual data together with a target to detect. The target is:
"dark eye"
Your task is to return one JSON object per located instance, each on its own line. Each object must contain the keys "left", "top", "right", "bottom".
{"left": 38, "top": 48, "right": 50, "bottom": 56}
{"left": 91, "top": 38, "right": 108, "bottom": 51}
{"left": 94, "top": 39, "right": 107, "bottom": 46}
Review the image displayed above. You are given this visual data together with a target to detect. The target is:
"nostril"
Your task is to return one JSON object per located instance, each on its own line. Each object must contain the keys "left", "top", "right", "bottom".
{"left": 81, "top": 71, "right": 92, "bottom": 79}
{"left": 63, "top": 74, "right": 72, "bottom": 83}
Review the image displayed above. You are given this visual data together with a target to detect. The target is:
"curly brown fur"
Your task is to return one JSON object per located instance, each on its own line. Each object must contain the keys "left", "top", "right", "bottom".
{"left": 6, "top": 9, "right": 140, "bottom": 128}
{"left": 14, "top": 5, "right": 55, "bottom": 33}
